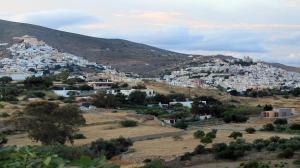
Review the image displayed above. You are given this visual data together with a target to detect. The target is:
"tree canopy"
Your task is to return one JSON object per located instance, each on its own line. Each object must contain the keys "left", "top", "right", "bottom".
{"left": 20, "top": 101, "right": 85, "bottom": 145}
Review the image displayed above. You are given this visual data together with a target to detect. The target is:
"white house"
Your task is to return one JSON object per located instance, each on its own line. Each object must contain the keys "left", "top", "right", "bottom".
{"left": 107, "top": 89, "right": 156, "bottom": 97}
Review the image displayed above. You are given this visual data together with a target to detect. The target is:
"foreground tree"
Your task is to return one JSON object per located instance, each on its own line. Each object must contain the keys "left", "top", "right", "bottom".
{"left": 0, "top": 76, "right": 12, "bottom": 85}
{"left": 21, "top": 101, "right": 85, "bottom": 145}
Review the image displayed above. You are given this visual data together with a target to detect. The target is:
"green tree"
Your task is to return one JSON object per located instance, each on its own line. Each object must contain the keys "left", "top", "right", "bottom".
{"left": 21, "top": 101, "right": 85, "bottom": 145}
{"left": 128, "top": 91, "right": 146, "bottom": 105}
{"left": 191, "top": 100, "right": 201, "bottom": 116}
{"left": 24, "top": 76, "right": 53, "bottom": 89}
{"left": 292, "top": 87, "right": 300, "bottom": 97}
{"left": 92, "top": 93, "right": 120, "bottom": 108}
{"left": 0, "top": 76, "right": 12, "bottom": 84}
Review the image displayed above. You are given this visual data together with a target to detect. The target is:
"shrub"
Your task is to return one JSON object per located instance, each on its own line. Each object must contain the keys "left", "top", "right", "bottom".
{"left": 223, "top": 114, "right": 248, "bottom": 123}
{"left": 193, "top": 145, "right": 206, "bottom": 154}
{"left": 229, "top": 132, "right": 243, "bottom": 139}
{"left": 245, "top": 127, "right": 256, "bottom": 134}
{"left": 262, "top": 123, "right": 275, "bottom": 131}
{"left": 90, "top": 137, "right": 133, "bottom": 159}
{"left": 0, "top": 133, "right": 8, "bottom": 146}
{"left": 212, "top": 142, "right": 246, "bottom": 160}
{"left": 263, "top": 104, "right": 273, "bottom": 111}
{"left": 206, "top": 129, "right": 217, "bottom": 139}
{"left": 180, "top": 152, "right": 193, "bottom": 161}
{"left": 289, "top": 123, "right": 300, "bottom": 130}
{"left": 274, "top": 118, "right": 288, "bottom": 125}
{"left": 142, "top": 159, "right": 170, "bottom": 168}
{"left": 201, "top": 136, "right": 213, "bottom": 145}
{"left": 120, "top": 120, "right": 138, "bottom": 127}
{"left": 34, "top": 145, "right": 92, "bottom": 160}
{"left": 253, "top": 139, "right": 269, "bottom": 151}
{"left": 293, "top": 160, "right": 300, "bottom": 166}
{"left": 278, "top": 148, "right": 294, "bottom": 158}
{"left": 173, "top": 121, "right": 188, "bottom": 130}
{"left": 0, "top": 112, "right": 10, "bottom": 118}
{"left": 193, "top": 130, "right": 205, "bottom": 139}
{"left": 72, "top": 133, "right": 86, "bottom": 139}
{"left": 266, "top": 142, "right": 277, "bottom": 151}
{"left": 26, "top": 91, "right": 46, "bottom": 98}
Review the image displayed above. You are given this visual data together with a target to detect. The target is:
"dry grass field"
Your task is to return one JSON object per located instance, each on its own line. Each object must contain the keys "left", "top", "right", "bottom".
{"left": 6, "top": 110, "right": 181, "bottom": 146}
{"left": 4, "top": 107, "right": 300, "bottom": 167}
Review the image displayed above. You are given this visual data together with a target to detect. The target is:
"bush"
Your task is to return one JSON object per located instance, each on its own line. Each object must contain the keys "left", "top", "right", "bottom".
{"left": 26, "top": 91, "right": 46, "bottom": 98}
{"left": 120, "top": 120, "right": 138, "bottom": 127}
{"left": 253, "top": 139, "right": 269, "bottom": 151}
{"left": 223, "top": 114, "right": 248, "bottom": 123}
{"left": 142, "top": 159, "right": 170, "bottom": 168}
{"left": 274, "top": 118, "right": 288, "bottom": 125}
{"left": 278, "top": 148, "right": 294, "bottom": 158}
{"left": 229, "top": 132, "right": 243, "bottom": 139}
{"left": 289, "top": 123, "right": 300, "bottom": 130}
{"left": 173, "top": 121, "right": 188, "bottom": 130}
{"left": 201, "top": 136, "right": 213, "bottom": 145}
{"left": 0, "top": 112, "right": 10, "bottom": 118}
{"left": 266, "top": 142, "right": 277, "bottom": 151}
{"left": 293, "top": 160, "right": 300, "bottom": 166}
{"left": 193, "top": 130, "right": 205, "bottom": 139}
{"left": 180, "top": 152, "right": 193, "bottom": 161}
{"left": 193, "top": 145, "right": 206, "bottom": 154}
{"left": 0, "top": 133, "right": 8, "bottom": 146}
{"left": 90, "top": 137, "right": 133, "bottom": 159}
{"left": 72, "top": 133, "right": 86, "bottom": 139}
{"left": 34, "top": 145, "right": 92, "bottom": 160}
{"left": 245, "top": 127, "right": 256, "bottom": 134}
{"left": 206, "top": 129, "right": 217, "bottom": 139}
{"left": 262, "top": 123, "right": 275, "bottom": 131}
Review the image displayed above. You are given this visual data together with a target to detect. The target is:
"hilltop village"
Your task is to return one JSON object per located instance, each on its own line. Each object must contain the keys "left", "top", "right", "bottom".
{"left": 164, "top": 57, "right": 300, "bottom": 92}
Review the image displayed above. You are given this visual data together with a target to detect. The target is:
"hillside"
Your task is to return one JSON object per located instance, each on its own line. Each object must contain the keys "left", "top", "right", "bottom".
{"left": 1, "top": 19, "right": 300, "bottom": 76}
{"left": 0, "top": 19, "right": 189, "bottom": 77}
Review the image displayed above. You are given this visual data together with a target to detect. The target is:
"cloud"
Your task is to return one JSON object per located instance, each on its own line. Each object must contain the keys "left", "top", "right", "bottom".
{"left": 131, "top": 27, "right": 266, "bottom": 53}
{"left": 11, "top": 9, "right": 99, "bottom": 29}
{"left": 196, "top": 30, "right": 267, "bottom": 53}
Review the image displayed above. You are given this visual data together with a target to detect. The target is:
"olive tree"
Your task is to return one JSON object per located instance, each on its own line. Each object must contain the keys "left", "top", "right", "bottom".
{"left": 21, "top": 101, "right": 85, "bottom": 145}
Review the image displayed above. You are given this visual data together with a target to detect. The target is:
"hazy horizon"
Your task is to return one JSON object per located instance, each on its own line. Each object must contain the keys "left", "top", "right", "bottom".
{"left": 1, "top": 0, "right": 300, "bottom": 66}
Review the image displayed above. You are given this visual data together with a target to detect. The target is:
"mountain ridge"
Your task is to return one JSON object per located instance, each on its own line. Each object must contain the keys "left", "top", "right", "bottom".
{"left": 0, "top": 19, "right": 300, "bottom": 76}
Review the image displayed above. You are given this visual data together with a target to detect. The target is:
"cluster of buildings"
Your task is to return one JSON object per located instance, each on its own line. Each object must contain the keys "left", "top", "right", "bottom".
{"left": 164, "top": 57, "right": 300, "bottom": 92}
{"left": 0, "top": 35, "right": 103, "bottom": 80}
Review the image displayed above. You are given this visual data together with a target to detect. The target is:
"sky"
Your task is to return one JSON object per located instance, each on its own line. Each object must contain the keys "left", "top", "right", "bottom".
{"left": 1, "top": 0, "right": 300, "bottom": 66}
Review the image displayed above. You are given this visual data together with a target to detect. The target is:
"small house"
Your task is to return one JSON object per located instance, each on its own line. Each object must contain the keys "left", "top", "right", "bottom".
{"left": 261, "top": 108, "right": 293, "bottom": 118}
{"left": 161, "top": 118, "right": 177, "bottom": 126}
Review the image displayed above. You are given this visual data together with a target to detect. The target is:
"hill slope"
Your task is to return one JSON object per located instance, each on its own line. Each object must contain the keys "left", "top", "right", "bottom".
{"left": 0, "top": 19, "right": 188, "bottom": 77}
{"left": 1, "top": 19, "right": 300, "bottom": 76}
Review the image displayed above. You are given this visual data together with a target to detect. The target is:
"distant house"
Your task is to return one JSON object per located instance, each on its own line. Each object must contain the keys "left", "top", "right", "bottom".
{"left": 169, "top": 101, "right": 193, "bottom": 108}
{"left": 161, "top": 118, "right": 177, "bottom": 126}
{"left": 261, "top": 108, "right": 293, "bottom": 118}
{"left": 53, "top": 89, "right": 80, "bottom": 97}
{"left": 169, "top": 100, "right": 206, "bottom": 108}
{"left": 107, "top": 89, "right": 156, "bottom": 97}
{"left": 198, "top": 114, "right": 212, "bottom": 120}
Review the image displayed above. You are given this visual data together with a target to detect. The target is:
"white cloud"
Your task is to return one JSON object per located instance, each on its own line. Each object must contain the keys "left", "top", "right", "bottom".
{"left": 10, "top": 9, "right": 99, "bottom": 29}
